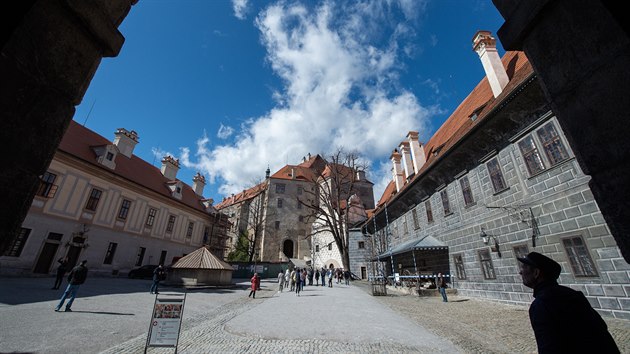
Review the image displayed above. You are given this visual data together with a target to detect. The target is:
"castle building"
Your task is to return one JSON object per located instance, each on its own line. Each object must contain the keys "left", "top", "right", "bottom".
{"left": 365, "top": 31, "right": 630, "bottom": 319}
{"left": 1, "top": 121, "right": 229, "bottom": 276}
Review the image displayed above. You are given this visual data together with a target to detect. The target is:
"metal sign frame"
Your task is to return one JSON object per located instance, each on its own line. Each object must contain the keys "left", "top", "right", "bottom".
{"left": 145, "top": 292, "right": 186, "bottom": 354}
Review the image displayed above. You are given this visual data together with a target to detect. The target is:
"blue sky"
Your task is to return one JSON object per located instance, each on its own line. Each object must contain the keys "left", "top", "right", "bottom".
{"left": 73, "top": 0, "right": 506, "bottom": 205}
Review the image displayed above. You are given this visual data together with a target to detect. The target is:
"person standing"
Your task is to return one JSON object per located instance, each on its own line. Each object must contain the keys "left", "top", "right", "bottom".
{"left": 290, "top": 268, "right": 296, "bottom": 291}
{"left": 54, "top": 260, "right": 88, "bottom": 312}
{"left": 277, "top": 270, "right": 285, "bottom": 293}
{"left": 328, "top": 268, "right": 333, "bottom": 288}
{"left": 315, "top": 269, "right": 320, "bottom": 286}
{"left": 343, "top": 269, "right": 351, "bottom": 286}
{"left": 284, "top": 269, "right": 291, "bottom": 289}
{"left": 150, "top": 264, "right": 165, "bottom": 294}
{"left": 517, "top": 252, "right": 619, "bottom": 353}
{"left": 52, "top": 257, "right": 68, "bottom": 290}
{"left": 248, "top": 273, "right": 260, "bottom": 299}
{"left": 436, "top": 272, "right": 448, "bottom": 302}
{"left": 321, "top": 267, "right": 327, "bottom": 286}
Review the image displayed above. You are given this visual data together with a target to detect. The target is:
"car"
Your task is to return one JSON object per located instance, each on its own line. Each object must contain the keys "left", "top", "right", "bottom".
{"left": 127, "top": 265, "right": 158, "bottom": 279}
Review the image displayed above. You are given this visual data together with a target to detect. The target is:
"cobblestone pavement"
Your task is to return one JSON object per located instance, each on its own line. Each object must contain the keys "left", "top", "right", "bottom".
{"left": 362, "top": 283, "right": 630, "bottom": 354}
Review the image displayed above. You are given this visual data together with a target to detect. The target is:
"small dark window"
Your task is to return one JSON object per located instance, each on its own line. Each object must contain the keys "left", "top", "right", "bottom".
{"left": 159, "top": 250, "right": 168, "bottom": 265}
{"left": 103, "top": 242, "right": 118, "bottom": 265}
{"left": 487, "top": 158, "right": 508, "bottom": 193}
{"left": 563, "top": 236, "right": 598, "bottom": 277}
{"left": 277, "top": 198, "right": 283, "bottom": 208}
{"left": 453, "top": 254, "right": 466, "bottom": 280}
{"left": 186, "top": 222, "right": 194, "bottom": 238}
{"left": 297, "top": 201, "right": 302, "bottom": 209}
{"left": 513, "top": 244, "right": 529, "bottom": 271}
{"left": 479, "top": 249, "right": 496, "bottom": 279}
{"left": 328, "top": 243, "right": 333, "bottom": 251}
{"left": 297, "top": 186, "right": 303, "bottom": 195}
{"left": 176, "top": 186, "right": 182, "bottom": 194}
{"left": 4, "top": 228, "right": 31, "bottom": 257}
{"left": 425, "top": 200, "right": 434, "bottom": 223}
{"left": 460, "top": 176, "right": 474, "bottom": 206}
{"left": 36, "top": 172, "right": 58, "bottom": 198}
{"left": 203, "top": 226, "right": 210, "bottom": 244}
{"left": 135, "top": 247, "right": 146, "bottom": 266}
{"left": 275, "top": 184, "right": 285, "bottom": 194}
{"left": 146, "top": 208, "right": 157, "bottom": 227}
{"left": 519, "top": 136, "right": 546, "bottom": 175}
{"left": 275, "top": 221, "right": 280, "bottom": 230}
{"left": 316, "top": 245, "right": 320, "bottom": 252}
{"left": 412, "top": 209, "right": 420, "bottom": 229}
{"left": 118, "top": 199, "right": 131, "bottom": 220}
{"left": 85, "top": 188, "right": 103, "bottom": 211}
{"left": 402, "top": 217, "right": 408, "bottom": 234}
{"left": 358, "top": 241, "right": 365, "bottom": 249}
{"left": 166, "top": 215, "right": 176, "bottom": 233}
{"left": 299, "top": 215, "right": 304, "bottom": 222}
{"left": 440, "top": 189, "right": 451, "bottom": 215}
{"left": 47, "top": 232, "right": 63, "bottom": 241}
{"left": 537, "top": 122, "right": 569, "bottom": 166}
{"left": 106, "top": 152, "right": 114, "bottom": 161}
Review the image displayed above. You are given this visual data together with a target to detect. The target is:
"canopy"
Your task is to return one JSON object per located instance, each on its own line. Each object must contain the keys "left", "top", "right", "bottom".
{"left": 289, "top": 258, "right": 308, "bottom": 269}
{"left": 171, "top": 247, "right": 233, "bottom": 270}
{"left": 374, "top": 235, "right": 447, "bottom": 260}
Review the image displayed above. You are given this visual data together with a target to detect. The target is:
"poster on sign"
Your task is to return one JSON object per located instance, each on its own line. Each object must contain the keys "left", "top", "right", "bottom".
{"left": 145, "top": 294, "right": 186, "bottom": 351}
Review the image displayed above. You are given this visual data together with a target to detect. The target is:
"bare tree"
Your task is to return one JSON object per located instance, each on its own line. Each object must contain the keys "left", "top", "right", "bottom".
{"left": 298, "top": 149, "right": 368, "bottom": 270}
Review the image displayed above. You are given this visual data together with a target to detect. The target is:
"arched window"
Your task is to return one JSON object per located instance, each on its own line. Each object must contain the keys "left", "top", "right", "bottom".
{"left": 283, "top": 240, "right": 294, "bottom": 258}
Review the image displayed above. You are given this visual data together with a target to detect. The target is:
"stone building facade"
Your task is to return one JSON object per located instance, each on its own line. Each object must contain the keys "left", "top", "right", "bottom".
{"left": 365, "top": 31, "right": 630, "bottom": 319}
{"left": 1, "top": 121, "right": 229, "bottom": 276}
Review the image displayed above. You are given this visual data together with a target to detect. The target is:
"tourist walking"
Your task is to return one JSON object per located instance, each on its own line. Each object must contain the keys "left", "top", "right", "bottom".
{"left": 290, "top": 269, "right": 296, "bottom": 291}
{"left": 328, "top": 268, "right": 333, "bottom": 287}
{"left": 52, "top": 257, "right": 68, "bottom": 290}
{"left": 277, "top": 270, "right": 285, "bottom": 292}
{"left": 248, "top": 273, "right": 260, "bottom": 299}
{"left": 315, "top": 269, "right": 320, "bottom": 286}
{"left": 344, "top": 269, "right": 351, "bottom": 285}
{"left": 321, "top": 267, "right": 327, "bottom": 286}
{"left": 436, "top": 272, "right": 448, "bottom": 302}
{"left": 295, "top": 268, "right": 302, "bottom": 296}
{"left": 150, "top": 264, "right": 165, "bottom": 294}
{"left": 54, "top": 260, "right": 88, "bottom": 312}
{"left": 284, "top": 269, "right": 290, "bottom": 289}
{"left": 517, "top": 252, "right": 618, "bottom": 353}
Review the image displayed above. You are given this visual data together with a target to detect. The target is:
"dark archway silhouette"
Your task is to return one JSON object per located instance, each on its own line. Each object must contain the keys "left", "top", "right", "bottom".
{"left": 283, "top": 240, "right": 294, "bottom": 258}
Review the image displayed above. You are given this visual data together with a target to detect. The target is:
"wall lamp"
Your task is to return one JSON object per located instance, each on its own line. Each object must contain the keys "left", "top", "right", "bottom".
{"left": 480, "top": 228, "right": 502, "bottom": 258}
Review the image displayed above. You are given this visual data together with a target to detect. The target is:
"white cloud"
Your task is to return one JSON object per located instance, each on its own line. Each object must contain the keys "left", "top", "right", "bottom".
{"left": 232, "top": 0, "right": 249, "bottom": 20}
{"left": 217, "top": 124, "right": 234, "bottom": 139}
{"left": 183, "top": 0, "right": 437, "bottom": 199}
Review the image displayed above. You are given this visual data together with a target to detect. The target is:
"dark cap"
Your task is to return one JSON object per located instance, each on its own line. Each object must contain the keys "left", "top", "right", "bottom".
{"left": 517, "top": 252, "right": 561, "bottom": 279}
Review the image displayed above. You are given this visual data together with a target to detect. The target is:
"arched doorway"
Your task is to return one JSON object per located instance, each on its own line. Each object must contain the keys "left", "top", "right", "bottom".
{"left": 283, "top": 240, "right": 294, "bottom": 258}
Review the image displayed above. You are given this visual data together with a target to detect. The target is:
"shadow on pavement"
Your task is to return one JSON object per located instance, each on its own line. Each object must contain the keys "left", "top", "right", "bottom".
{"left": 60, "top": 310, "right": 135, "bottom": 316}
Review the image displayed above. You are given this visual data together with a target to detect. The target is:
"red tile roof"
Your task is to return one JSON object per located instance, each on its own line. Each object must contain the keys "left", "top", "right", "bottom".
{"left": 375, "top": 51, "right": 533, "bottom": 208}
{"left": 58, "top": 121, "right": 210, "bottom": 213}
{"left": 214, "top": 182, "right": 266, "bottom": 209}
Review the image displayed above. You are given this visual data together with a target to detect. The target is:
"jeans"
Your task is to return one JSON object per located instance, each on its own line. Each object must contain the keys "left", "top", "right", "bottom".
{"left": 439, "top": 287, "right": 448, "bottom": 302}
{"left": 56, "top": 284, "right": 80, "bottom": 310}
{"left": 150, "top": 280, "right": 160, "bottom": 294}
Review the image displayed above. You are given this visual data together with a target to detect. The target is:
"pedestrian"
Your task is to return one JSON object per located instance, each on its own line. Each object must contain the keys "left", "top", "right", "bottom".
{"left": 54, "top": 260, "right": 88, "bottom": 312}
{"left": 315, "top": 269, "right": 320, "bottom": 285}
{"left": 344, "top": 269, "right": 351, "bottom": 285}
{"left": 277, "top": 270, "right": 285, "bottom": 293}
{"left": 52, "top": 257, "right": 69, "bottom": 290}
{"left": 436, "top": 272, "right": 448, "bottom": 302}
{"left": 321, "top": 267, "right": 327, "bottom": 286}
{"left": 290, "top": 268, "right": 296, "bottom": 291}
{"left": 248, "top": 273, "right": 260, "bottom": 299}
{"left": 517, "top": 252, "right": 619, "bottom": 353}
{"left": 308, "top": 268, "right": 313, "bottom": 286}
{"left": 284, "top": 268, "right": 290, "bottom": 289}
{"left": 328, "top": 268, "right": 333, "bottom": 288}
{"left": 295, "top": 268, "right": 302, "bottom": 296}
{"left": 150, "top": 264, "right": 165, "bottom": 294}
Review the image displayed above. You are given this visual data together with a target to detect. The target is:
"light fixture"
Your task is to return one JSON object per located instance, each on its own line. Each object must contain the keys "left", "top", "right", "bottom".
{"left": 480, "top": 228, "right": 502, "bottom": 258}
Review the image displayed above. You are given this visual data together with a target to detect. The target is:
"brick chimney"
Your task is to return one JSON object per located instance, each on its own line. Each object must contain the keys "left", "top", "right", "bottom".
{"left": 390, "top": 149, "right": 405, "bottom": 192}
{"left": 113, "top": 128, "right": 139, "bottom": 158}
{"left": 473, "top": 30, "right": 509, "bottom": 98}
{"left": 399, "top": 141, "right": 414, "bottom": 180}
{"left": 192, "top": 172, "right": 206, "bottom": 196}
{"left": 407, "top": 131, "right": 426, "bottom": 174}
{"left": 160, "top": 156, "right": 180, "bottom": 180}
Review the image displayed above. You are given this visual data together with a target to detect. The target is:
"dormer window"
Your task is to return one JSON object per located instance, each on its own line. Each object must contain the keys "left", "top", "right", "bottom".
{"left": 166, "top": 181, "right": 183, "bottom": 200}
{"left": 93, "top": 144, "right": 118, "bottom": 170}
{"left": 106, "top": 152, "right": 114, "bottom": 161}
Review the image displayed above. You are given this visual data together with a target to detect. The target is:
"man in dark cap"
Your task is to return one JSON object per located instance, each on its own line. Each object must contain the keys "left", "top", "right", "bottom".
{"left": 518, "top": 252, "right": 618, "bottom": 353}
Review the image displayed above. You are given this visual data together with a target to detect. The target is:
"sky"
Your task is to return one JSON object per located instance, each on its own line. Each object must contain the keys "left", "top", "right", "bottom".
{"left": 73, "top": 0, "right": 506, "bottom": 206}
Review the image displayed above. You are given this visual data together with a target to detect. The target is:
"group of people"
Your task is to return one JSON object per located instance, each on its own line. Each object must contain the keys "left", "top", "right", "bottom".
{"left": 275, "top": 267, "right": 352, "bottom": 295}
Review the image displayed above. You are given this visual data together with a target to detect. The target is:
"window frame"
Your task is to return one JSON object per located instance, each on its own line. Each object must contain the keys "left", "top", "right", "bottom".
{"left": 459, "top": 176, "right": 475, "bottom": 207}
{"left": 537, "top": 122, "right": 570, "bottom": 166}
{"left": 425, "top": 200, "right": 434, "bottom": 223}
{"left": 274, "top": 221, "right": 280, "bottom": 230}
{"left": 478, "top": 249, "right": 496, "bottom": 280}
{"left": 486, "top": 158, "right": 508, "bottom": 193}
{"left": 135, "top": 247, "right": 146, "bottom": 266}
{"left": 36, "top": 171, "right": 58, "bottom": 198}
{"left": 166, "top": 215, "right": 176, "bottom": 233}
{"left": 358, "top": 241, "right": 365, "bottom": 249}
{"left": 146, "top": 208, "right": 157, "bottom": 227}
{"left": 103, "top": 242, "right": 118, "bottom": 265}
{"left": 412, "top": 208, "right": 420, "bottom": 229}
{"left": 85, "top": 188, "right": 103, "bottom": 211}
{"left": 518, "top": 135, "right": 546, "bottom": 175}
{"left": 275, "top": 183, "right": 285, "bottom": 194}
{"left": 562, "top": 235, "right": 598, "bottom": 277}
{"left": 117, "top": 199, "right": 132, "bottom": 220}
{"left": 513, "top": 244, "right": 529, "bottom": 272}
{"left": 517, "top": 121, "right": 572, "bottom": 177}
{"left": 4, "top": 228, "right": 31, "bottom": 257}
{"left": 453, "top": 254, "right": 466, "bottom": 280}
{"left": 440, "top": 189, "right": 452, "bottom": 216}
{"left": 277, "top": 198, "right": 283, "bottom": 208}
{"left": 186, "top": 221, "right": 194, "bottom": 238}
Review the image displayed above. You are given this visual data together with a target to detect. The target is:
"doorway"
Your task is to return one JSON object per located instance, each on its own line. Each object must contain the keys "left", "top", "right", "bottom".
{"left": 283, "top": 240, "right": 294, "bottom": 258}
{"left": 33, "top": 243, "right": 59, "bottom": 274}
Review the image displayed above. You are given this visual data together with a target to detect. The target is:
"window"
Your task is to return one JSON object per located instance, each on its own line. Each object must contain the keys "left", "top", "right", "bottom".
{"left": 297, "top": 186, "right": 303, "bottom": 195}
{"left": 460, "top": 176, "right": 474, "bottom": 206}
{"left": 166, "top": 215, "right": 176, "bottom": 233}
{"left": 479, "top": 249, "right": 496, "bottom": 279}
{"left": 159, "top": 250, "right": 168, "bottom": 265}
{"left": 47, "top": 232, "right": 63, "bottom": 241}
{"left": 537, "top": 122, "right": 569, "bottom": 165}
{"left": 117, "top": 199, "right": 131, "bottom": 220}
{"left": 440, "top": 189, "right": 451, "bottom": 215}
{"left": 425, "top": 200, "right": 434, "bottom": 223}
{"left": 106, "top": 152, "right": 114, "bottom": 161}
{"left": 135, "top": 247, "right": 146, "bottom": 266}
{"left": 412, "top": 209, "right": 420, "bottom": 229}
{"left": 85, "top": 188, "right": 103, "bottom": 211}
{"left": 563, "top": 236, "right": 598, "bottom": 277}
{"left": 358, "top": 241, "right": 365, "bottom": 249}
{"left": 275, "top": 221, "right": 280, "bottom": 230}
{"left": 316, "top": 245, "right": 320, "bottom": 252}
{"left": 518, "top": 136, "right": 546, "bottom": 175}
{"left": 4, "top": 228, "right": 31, "bottom": 257}
{"left": 513, "top": 244, "right": 529, "bottom": 271}
{"left": 487, "top": 158, "right": 508, "bottom": 193}
{"left": 103, "top": 242, "right": 118, "bottom": 265}
{"left": 176, "top": 186, "right": 182, "bottom": 194}
{"left": 36, "top": 172, "right": 58, "bottom": 198}
{"left": 453, "top": 254, "right": 466, "bottom": 279}
{"left": 203, "top": 226, "right": 210, "bottom": 244}
{"left": 275, "top": 183, "right": 285, "bottom": 194}
{"left": 402, "top": 216, "right": 408, "bottom": 234}
{"left": 146, "top": 208, "right": 157, "bottom": 227}
{"left": 186, "top": 222, "right": 194, "bottom": 238}
{"left": 277, "top": 198, "right": 283, "bottom": 208}
{"left": 328, "top": 243, "right": 333, "bottom": 251}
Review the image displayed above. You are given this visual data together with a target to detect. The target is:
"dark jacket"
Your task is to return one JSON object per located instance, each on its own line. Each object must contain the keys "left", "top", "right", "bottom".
{"left": 529, "top": 280, "right": 619, "bottom": 353}
{"left": 67, "top": 264, "right": 88, "bottom": 285}
{"left": 153, "top": 266, "right": 165, "bottom": 282}
{"left": 56, "top": 258, "right": 68, "bottom": 275}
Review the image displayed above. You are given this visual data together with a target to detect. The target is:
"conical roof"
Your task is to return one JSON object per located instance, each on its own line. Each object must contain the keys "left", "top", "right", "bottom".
{"left": 171, "top": 247, "right": 233, "bottom": 270}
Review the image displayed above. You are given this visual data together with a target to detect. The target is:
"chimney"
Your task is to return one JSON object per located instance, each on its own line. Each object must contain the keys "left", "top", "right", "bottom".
{"left": 399, "top": 141, "right": 414, "bottom": 180}
{"left": 192, "top": 172, "right": 206, "bottom": 196}
{"left": 390, "top": 149, "right": 405, "bottom": 192}
{"left": 291, "top": 167, "right": 296, "bottom": 179}
{"left": 473, "top": 30, "right": 509, "bottom": 98}
{"left": 113, "top": 128, "right": 139, "bottom": 158}
{"left": 356, "top": 170, "right": 365, "bottom": 181}
{"left": 407, "top": 131, "right": 426, "bottom": 174}
{"left": 160, "top": 156, "right": 180, "bottom": 180}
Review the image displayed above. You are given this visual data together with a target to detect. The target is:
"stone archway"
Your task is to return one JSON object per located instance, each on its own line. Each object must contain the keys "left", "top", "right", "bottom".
{"left": 283, "top": 239, "right": 294, "bottom": 259}
{"left": 325, "top": 259, "right": 341, "bottom": 269}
